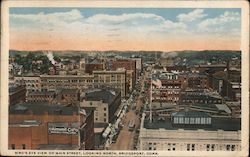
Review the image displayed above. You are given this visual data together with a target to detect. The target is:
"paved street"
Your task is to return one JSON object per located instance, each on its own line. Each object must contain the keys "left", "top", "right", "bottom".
{"left": 109, "top": 111, "right": 137, "bottom": 150}
{"left": 109, "top": 74, "right": 147, "bottom": 150}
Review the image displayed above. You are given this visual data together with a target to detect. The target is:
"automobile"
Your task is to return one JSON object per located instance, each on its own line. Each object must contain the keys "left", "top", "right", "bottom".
{"left": 128, "top": 121, "right": 135, "bottom": 131}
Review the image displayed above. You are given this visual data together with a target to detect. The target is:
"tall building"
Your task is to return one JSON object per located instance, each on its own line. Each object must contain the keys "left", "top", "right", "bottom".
{"left": 93, "top": 69, "right": 127, "bottom": 97}
{"left": 111, "top": 59, "right": 136, "bottom": 91}
{"left": 40, "top": 74, "right": 94, "bottom": 91}
{"left": 85, "top": 59, "right": 105, "bottom": 74}
{"left": 80, "top": 89, "right": 121, "bottom": 123}
{"left": 40, "top": 69, "right": 127, "bottom": 98}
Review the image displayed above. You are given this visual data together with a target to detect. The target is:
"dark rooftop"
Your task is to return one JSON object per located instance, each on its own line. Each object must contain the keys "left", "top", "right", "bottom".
{"left": 28, "top": 91, "right": 55, "bottom": 96}
{"left": 59, "top": 89, "right": 78, "bottom": 95}
{"left": 84, "top": 89, "right": 120, "bottom": 105}
{"left": 144, "top": 116, "right": 241, "bottom": 131}
{"left": 9, "top": 102, "right": 79, "bottom": 115}
{"left": 9, "top": 85, "right": 25, "bottom": 95}
{"left": 94, "top": 122, "right": 109, "bottom": 128}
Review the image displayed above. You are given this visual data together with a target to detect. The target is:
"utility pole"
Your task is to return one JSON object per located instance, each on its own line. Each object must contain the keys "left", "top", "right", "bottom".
{"left": 149, "top": 69, "right": 153, "bottom": 123}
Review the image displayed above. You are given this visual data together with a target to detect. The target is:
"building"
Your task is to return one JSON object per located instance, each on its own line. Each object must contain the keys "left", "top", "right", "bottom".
{"left": 85, "top": 59, "right": 105, "bottom": 74}
{"left": 56, "top": 89, "right": 80, "bottom": 105}
{"left": 111, "top": 59, "right": 136, "bottom": 91}
{"left": 13, "top": 76, "right": 41, "bottom": 93}
{"left": 40, "top": 74, "right": 94, "bottom": 92}
{"left": 179, "top": 89, "right": 223, "bottom": 105}
{"left": 221, "top": 80, "right": 241, "bottom": 101}
{"left": 187, "top": 73, "right": 209, "bottom": 89}
{"left": 26, "top": 91, "right": 55, "bottom": 103}
{"left": 139, "top": 112, "right": 241, "bottom": 151}
{"left": 131, "top": 57, "right": 143, "bottom": 79}
{"left": 9, "top": 85, "right": 26, "bottom": 106}
{"left": 41, "top": 69, "right": 127, "bottom": 98}
{"left": 209, "top": 71, "right": 226, "bottom": 94}
{"left": 159, "top": 57, "right": 174, "bottom": 66}
{"left": 148, "top": 72, "right": 186, "bottom": 103}
{"left": 94, "top": 123, "right": 109, "bottom": 149}
{"left": 93, "top": 69, "right": 127, "bottom": 97}
{"left": 9, "top": 103, "right": 95, "bottom": 150}
{"left": 80, "top": 89, "right": 121, "bottom": 123}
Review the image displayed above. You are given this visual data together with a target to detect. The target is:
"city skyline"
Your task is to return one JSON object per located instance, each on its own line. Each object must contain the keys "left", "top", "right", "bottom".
{"left": 10, "top": 8, "right": 241, "bottom": 51}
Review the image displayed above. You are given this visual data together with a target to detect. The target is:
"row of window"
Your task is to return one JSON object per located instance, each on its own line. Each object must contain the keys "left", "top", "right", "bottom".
{"left": 182, "top": 99, "right": 222, "bottom": 103}
{"left": 16, "top": 80, "right": 39, "bottom": 83}
{"left": 173, "top": 117, "right": 211, "bottom": 125}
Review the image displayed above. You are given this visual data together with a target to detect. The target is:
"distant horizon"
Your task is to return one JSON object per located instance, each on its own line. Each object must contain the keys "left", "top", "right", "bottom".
{"left": 10, "top": 8, "right": 241, "bottom": 51}
{"left": 9, "top": 49, "right": 241, "bottom": 53}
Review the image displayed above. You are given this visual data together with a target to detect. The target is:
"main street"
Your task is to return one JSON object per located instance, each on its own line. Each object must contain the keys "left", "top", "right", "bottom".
{"left": 109, "top": 71, "right": 148, "bottom": 150}
{"left": 109, "top": 110, "right": 139, "bottom": 150}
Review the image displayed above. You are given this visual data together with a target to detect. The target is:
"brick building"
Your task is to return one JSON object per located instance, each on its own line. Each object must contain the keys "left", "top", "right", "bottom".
{"left": 85, "top": 59, "right": 105, "bottom": 74}
{"left": 111, "top": 59, "right": 136, "bottom": 91}
{"left": 9, "top": 103, "right": 94, "bottom": 150}
{"left": 26, "top": 91, "right": 55, "bottom": 103}
{"left": 187, "top": 73, "right": 209, "bottom": 89}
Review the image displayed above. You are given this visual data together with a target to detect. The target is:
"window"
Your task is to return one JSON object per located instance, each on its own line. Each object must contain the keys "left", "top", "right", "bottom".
{"left": 22, "top": 144, "right": 26, "bottom": 149}
{"left": 187, "top": 144, "right": 190, "bottom": 151}
{"left": 167, "top": 143, "right": 171, "bottom": 151}
{"left": 206, "top": 144, "right": 210, "bottom": 151}
{"left": 11, "top": 144, "right": 15, "bottom": 149}
{"left": 231, "top": 145, "right": 235, "bottom": 151}
{"left": 95, "top": 118, "right": 98, "bottom": 121}
{"left": 191, "top": 144, "right": 195, "bottom": 151}
{"left": 104, "top": 113, "right": 106, "bottom": 117}
{"left": 104, "top": 107, "right": 106, "bottom": 111}
{"left": 211, "top": 144, "right": 215, "bottom": 151}
{"left": 104, "top": 118, "right": 107, "bottom": 122}
{"left": 226, "top": 145, "right": 230, "bottom": 151}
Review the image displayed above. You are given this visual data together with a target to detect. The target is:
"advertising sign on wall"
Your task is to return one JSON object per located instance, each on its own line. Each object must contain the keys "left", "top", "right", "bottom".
{"left": 48, "top": 122, "right": 78, "bottom": 135}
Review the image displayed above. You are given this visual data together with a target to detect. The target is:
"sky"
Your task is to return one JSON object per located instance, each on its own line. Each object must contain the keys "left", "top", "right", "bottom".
{"left": 9, "top": 8, "right": 241, "bottom": 51}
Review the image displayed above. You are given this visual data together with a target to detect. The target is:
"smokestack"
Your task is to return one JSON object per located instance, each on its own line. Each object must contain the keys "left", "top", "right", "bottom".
{"left": 45, "top": 51, "right": 56, "bottom": 65}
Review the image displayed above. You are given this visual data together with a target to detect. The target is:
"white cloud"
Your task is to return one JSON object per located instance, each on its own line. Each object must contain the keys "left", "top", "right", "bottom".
{"left": 177, "top": 9, "right": 207, "bottom": 22}
{"left": 198, "top": 11, "right": 240, "bottom": 31}
{"left": 10, "top": 9, "right": 83, "bottom": 25}
{"left": 86, "top": 13, "right": 165, "bottom": 25}
{"left": 10, "top": 9, "right": 188, "bottom": 39}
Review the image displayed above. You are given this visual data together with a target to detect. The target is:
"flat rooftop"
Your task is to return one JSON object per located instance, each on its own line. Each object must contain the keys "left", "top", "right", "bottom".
{"left": 144, "top": 116, "right": 241, "bottom": 131}
{"left": 9, "top": 102, "right": 79, "bottom": 115}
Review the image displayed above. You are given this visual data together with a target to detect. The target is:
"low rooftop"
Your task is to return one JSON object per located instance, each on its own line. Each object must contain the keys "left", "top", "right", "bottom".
{"left": 84, "top": 89, "right": 120, "bottom": 105}
{"left": 144, "top": 116, "right": 240, "bottom": 131}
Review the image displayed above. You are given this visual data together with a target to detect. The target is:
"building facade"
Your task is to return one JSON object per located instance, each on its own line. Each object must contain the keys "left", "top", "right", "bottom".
{"left": 13, "top": 76, "right": 41, "bottom": 93}
{"left": 9, "top": 103, "right": 95, "bottom": 150}
{"left": 80, "top": 89, "right": 121, "bottom": 123}
{"left": 93, "top": 69, "right": 127, "bottom": 97}
{"left": 139, "top": 113, "right": 241, "bottom": 151}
